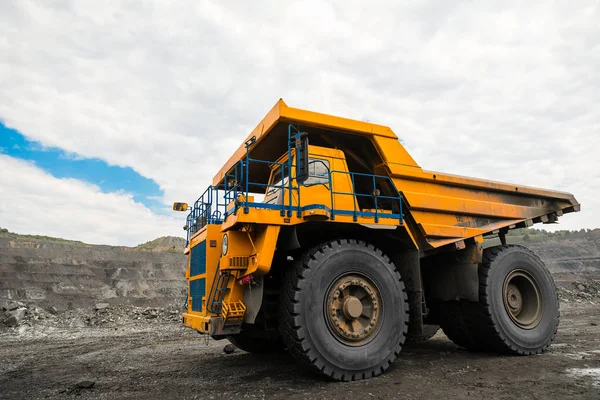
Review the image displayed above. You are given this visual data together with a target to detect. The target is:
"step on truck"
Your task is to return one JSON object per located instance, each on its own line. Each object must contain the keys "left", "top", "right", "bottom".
{"left": 173, "top": 99, "right": 580, "bottom": 381}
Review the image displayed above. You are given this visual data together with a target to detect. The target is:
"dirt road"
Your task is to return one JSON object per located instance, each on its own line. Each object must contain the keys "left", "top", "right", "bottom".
{"left": 1, "top": 303, "right": 599, "bottom": 400}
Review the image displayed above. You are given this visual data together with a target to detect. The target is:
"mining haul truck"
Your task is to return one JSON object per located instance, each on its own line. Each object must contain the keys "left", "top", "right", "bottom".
{"left": 173, "top": 99, "right": 580, "bottom": 381}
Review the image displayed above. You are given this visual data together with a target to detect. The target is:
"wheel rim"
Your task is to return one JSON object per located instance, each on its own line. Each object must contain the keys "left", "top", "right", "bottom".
{"left": 503, "top": 269, "right": 543, "bottom": 329}
{"left": 325, "top": 274, "right": 382, "bottom": 346}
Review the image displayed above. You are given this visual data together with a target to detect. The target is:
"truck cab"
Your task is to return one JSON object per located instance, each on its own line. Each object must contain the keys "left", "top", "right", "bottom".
{"left": 264, "top": 145, "right": 359, "bottom": 220}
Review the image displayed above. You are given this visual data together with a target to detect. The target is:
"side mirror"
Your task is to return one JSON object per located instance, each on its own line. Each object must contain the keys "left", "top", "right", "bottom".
{"left": 173, "top": 202, "right": 188, "bottom": 212}
{"left": 295, "top": 133, "right": 309, "bottom": 184}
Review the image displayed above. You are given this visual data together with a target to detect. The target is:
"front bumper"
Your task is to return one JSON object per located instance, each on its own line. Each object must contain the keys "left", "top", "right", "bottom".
{"left": 182, "top": 313, "right": 241, "bottom": 336}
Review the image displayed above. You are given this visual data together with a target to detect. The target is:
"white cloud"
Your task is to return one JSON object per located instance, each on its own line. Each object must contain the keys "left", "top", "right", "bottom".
{"left": 0, "top": 155, "right": 182, "bottom": 246}
{"left": 0, "top": 0, "right": 598, "bottom": 234}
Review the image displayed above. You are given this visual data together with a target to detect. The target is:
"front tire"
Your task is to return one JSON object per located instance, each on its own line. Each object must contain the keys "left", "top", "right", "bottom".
{"left": 279, "top": 239, "right": 409, "bottom": 381}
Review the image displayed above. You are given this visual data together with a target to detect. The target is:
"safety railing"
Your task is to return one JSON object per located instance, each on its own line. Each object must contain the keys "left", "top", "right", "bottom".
{"left": 184, "top": 125, "right": 302, "bottom": 244}
{"left": 184, "top": 184, "right": 230, "bottom": 243}
{"left": 310, "top": 166, "right": 403, "bottom": 223}
{"left": 184, "top": 124, "right": 403, "bottom": 245}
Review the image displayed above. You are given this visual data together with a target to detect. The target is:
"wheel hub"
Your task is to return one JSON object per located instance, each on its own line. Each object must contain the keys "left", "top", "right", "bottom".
{"left": 343, "top": 297, "right": 363, "bottom": 319}
{"left": 503, "top": 269, "right": 543, "bottom": 329}
{"left": 326, "top": 274, "right": 382, "bottom": 345}
{"left": 506, "top": 283, "right": 523, "bottom": 314}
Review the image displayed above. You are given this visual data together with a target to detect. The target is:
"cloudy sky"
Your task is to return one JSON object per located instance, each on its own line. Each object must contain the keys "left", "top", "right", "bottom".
{"left": 0, "top": 1, "right": 598, "bottom": 246}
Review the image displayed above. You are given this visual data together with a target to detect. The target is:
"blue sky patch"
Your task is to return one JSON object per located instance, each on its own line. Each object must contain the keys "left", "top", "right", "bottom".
{"left": 0, "top": 122, "right": 165, "bottom": 211}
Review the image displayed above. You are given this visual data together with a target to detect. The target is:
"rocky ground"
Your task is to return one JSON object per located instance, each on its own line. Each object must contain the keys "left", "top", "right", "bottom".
{"left": 557, "top": 279, "right": 600, "bottom": 302}
{"left": 1, "top": 230, "right": 599, "bottom": 399}
{"left": 0, "top": 302, "right": 598, "bottom": 399}
{"left": 0, "top": 300, "right": 183, "bottom": 330}
{"left": 0, "top": 286, "right": 599, "bottom": 400}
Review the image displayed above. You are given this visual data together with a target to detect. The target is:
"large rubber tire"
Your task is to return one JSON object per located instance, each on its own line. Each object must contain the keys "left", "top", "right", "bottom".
{"left": 279, "top": 239, "right": 409, "bottom": 381}
{"left": 439, "top": 245, "right": 559, "bottom": 354}
{"left": 226, "top": 332, "right": 285, "bottom": 354}
{"left": 438, "top": 301, "right": 486, "bottom": 351}
{"left": 406, "top": 324, "right": 440, "bottom": 343}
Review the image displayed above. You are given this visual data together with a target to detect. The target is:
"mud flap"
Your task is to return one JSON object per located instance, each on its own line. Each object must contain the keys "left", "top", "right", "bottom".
{"left": 242, "top": 277, "right": 264, "bottom": 324}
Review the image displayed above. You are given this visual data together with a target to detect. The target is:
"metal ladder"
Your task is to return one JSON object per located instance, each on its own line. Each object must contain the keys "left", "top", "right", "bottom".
{"left": 207, "top": 262, "right": 247, "bottom": 327}
{"left": 207, "top": 261, "right": 232, "bottom": 314}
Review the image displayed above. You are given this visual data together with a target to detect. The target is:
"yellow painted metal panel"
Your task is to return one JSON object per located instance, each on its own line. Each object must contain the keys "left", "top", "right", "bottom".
{"left": 243, "top": 225, "right": 281, "bottom": 277}
{"left": 371, "top": 136, "right": 420, "bottom": 168}
{"left": 418, "top": 223, "right": 487, "bottom": 239}
{"left": 404, "top": 191, "right": 555, "bottom": 219}
{"left": 387, "top": 162, "right": 576, "bottom": 202}
{"left": 279, "top": 103, "right": 397, "bottom": 138}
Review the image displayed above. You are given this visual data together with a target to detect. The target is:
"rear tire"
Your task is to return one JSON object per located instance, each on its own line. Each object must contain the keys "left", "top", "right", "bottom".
{"left": 406, "top": 324, "right": 440, "bottom": 343}
{"left": 438, "top": 301, "right": 485, "bottom": 351}
{"left": 279, "top": 239, "right": 409, "bottom": 381}
{"left": 439, "top": 245, "right": 559, "bottom": 354}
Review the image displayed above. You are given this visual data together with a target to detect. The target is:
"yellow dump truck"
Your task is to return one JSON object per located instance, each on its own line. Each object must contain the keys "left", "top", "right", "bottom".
{"left": 173, "top": 100, "right": 580, "bottom": 381}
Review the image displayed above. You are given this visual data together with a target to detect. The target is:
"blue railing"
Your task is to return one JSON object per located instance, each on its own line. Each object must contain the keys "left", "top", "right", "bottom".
{"left": 184, "top": 184, "right": 230, "bottom": 242}
{"left": 324, "top": 168, "right": 402, "bottom": 223}
{"left": 184, "top": 124, "right": 403, "bottom": 245}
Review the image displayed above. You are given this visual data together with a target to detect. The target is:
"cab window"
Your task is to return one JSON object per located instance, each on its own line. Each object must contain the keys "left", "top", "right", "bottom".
{"left": 305, "top": 159, "right": 330, "bottom": 186}
{"left": 264, "top": 165, "right": 289, "bottom": 204}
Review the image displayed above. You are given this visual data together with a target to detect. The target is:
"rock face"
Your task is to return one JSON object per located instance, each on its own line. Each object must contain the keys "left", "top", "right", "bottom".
{"left": 0, "top": 236, "right": 187, "bottom": 310}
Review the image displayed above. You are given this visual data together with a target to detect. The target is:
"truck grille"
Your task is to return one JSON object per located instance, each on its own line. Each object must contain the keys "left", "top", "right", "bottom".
{"left": 190, "top": 278, "right": 205, "bottom": 312}
{"left": 189, "top": 241, "right": 206, "bottom": 312}
{"left": 190, "top": 241, "right": 206, "bottom": 276}
{"left": 229, "top": 256, "right": 249, "bottom": 268}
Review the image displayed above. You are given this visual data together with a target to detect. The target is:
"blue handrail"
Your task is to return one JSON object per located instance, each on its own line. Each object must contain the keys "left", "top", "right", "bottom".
{"left": 183, "top": 124, "right": 403, "bottom": 245}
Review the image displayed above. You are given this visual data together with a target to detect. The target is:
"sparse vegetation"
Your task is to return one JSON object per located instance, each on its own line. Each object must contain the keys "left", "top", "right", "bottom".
{"left": 135, "top": 236, "right": 186, "bottom": 253}
{"left": 0, "top": 227, "right": 185, "bottom": 252}
{"left": 484, "top": 227, "right": 599, "bottom": 247}
{"left": 0, "top": 227, "right": 88, "bottom": 245}
{"left": 506, "top": 227, "right": 597, "bottom": 238}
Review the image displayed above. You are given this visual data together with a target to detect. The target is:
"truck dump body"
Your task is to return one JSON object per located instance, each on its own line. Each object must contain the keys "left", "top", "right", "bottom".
{"left": 214, "top": 99, "right": 579, "bottom": 250}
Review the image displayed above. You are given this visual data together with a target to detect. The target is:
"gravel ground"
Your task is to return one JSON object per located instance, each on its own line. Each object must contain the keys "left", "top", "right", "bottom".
{"left": 1, "top": 302, "right": 599, "bottom": 399}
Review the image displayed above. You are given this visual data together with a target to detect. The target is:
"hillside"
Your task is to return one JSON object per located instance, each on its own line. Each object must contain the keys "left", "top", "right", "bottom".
{"left": 0, "top": 228, "right": 186, "bottom": 253}
{"left": 135, "top": 236, "right": 187, "bottom": 253}
{"left": 0, "top": 229, "right": 187, "bottom": 311}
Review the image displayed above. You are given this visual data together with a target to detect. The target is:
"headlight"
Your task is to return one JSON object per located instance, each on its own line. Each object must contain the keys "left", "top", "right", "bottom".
{"left": 222, "top": 234, "right": 229, "bottom": 255}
